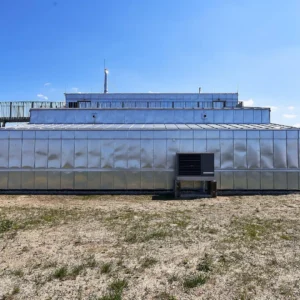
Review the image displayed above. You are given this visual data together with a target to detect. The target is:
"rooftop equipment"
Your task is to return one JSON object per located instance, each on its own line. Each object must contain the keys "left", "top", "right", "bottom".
{"left": 104, "top": 69, "right": 108, "bottom": 94}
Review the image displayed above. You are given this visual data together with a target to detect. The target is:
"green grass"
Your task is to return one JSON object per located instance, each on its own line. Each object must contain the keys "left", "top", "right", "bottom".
{"left": 69, "top": 265, "right": 85, "bottom": 278}
{"left": 100, "top": 262, "right": 112, "bottom": 274}
{"left": 0, "top": 219, "right": 13, "bottom": 233}
{"left": 140, "top": 257, "right": 157, "bottom": 269}
{"left": 11, "top": 269, "right": 24, "bottom": 277}
{"left": 53, "top": 266, "right": 68, "bottom": 280}
{"left": 125, "top": 229, "right": 169, "bottom": 243}
{"left": 227, "top": 217, "right": 285, "bottom": 242}
{"left": 183, "top": 274, "right": 207, "bottom": 289}
{"left": 197, "top": 254, "right": 212, "bottom": 273}
{"left": 98, "top": 279, "right": 128, "bottom": 300}
{"left": 0, "top": 207, "right": 81, "bottom": 234}
{"left": 12, "top": 286, "right": 20, "bottom": 295}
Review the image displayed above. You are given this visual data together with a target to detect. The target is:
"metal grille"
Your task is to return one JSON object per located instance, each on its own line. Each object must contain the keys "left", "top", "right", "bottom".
{"left": 177, "top": 154, "right": 202, "bottom": 176}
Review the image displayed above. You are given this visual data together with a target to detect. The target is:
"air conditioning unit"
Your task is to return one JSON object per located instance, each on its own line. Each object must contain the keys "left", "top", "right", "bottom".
{"left": 176, "top": 153, "right": 215, "bottom": 179}
{"left": 175, "top": 153, "right": 216, "bottom": 198}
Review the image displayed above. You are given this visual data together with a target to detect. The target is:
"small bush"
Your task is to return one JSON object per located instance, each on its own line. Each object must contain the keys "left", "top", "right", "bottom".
{"left": 101, "top": 262, "right": 112, "bottom": 274}
{"left": 69, "top": 265, "right": 85, "bottom": 278}
{"left": 109, "top": 279, "right": 128, "bottom": 293}
{"left": 0, "top": 219, "right": 13, "bottom": 233}
{"left": 12, "top": 286, "right": 20, "bottom": 295}
{"left": 53, "top": 266, "right": 68, "bottom": 280}
{"left": 98, "top": 279, "right": 128, "bottom": 300}
{"left": 183, "top": 274, "right": 207, "bottom": 289}
{"left": 197, "top": 254, "right": 212, "bottom": 273}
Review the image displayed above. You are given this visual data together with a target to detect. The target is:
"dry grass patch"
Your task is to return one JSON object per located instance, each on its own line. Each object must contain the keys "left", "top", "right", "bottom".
{"left": 1, "top": 194, "right": 300, "bottom": 299}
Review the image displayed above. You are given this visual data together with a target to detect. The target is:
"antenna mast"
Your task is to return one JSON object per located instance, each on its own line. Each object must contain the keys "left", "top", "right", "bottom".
{"left": 104, "top": 59, "right": 108, "bottom": 94}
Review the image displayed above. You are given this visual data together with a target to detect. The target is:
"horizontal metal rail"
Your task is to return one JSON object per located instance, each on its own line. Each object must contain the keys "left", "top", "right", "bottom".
{"left": 0, "top": 101, "right": 65, "bottom": 124}
{"left": 68, "top": 100, "right": 243, "bottom": 109}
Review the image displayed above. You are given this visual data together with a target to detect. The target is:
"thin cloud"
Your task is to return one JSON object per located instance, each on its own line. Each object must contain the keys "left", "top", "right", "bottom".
{"left": 270, "top": 106, "right": 278, "bottom": 111}
{"left": 44, "top": 82, "right": 51, "bottom": 87}
{"left": 288, "top": 106, "right": 295, "bottom": 110}
{"left": 37, "top": 94, "right": 48, "bottom": 100}
{"left": 293, "top": 123, "right": 300, "bottom": 127}
{"left": 242, "top": 99, "right": 254, "bottom": 106}
{"left": 283, "top": 114, "right": 296, "bottom": 119}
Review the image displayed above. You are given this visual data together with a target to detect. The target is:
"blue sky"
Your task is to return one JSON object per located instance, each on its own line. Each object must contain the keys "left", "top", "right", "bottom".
{"left": 0, "top": 0, "right": 300, "bottom": 125}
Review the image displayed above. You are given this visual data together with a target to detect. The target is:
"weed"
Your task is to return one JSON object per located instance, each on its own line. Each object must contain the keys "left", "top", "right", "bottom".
{"left": 0, "top": 219, "right": 13, "bottom": 233}
{"left": 69, "top": 264, "right": 85, "bottom": 278}
{"left": 280, "top": 234, "right": 292, "bottom": 240}
{"left": 183, "top": 274, "right": 207, "bottom": 289}
{"left": 141, "top": 257, "right": 157, "bottom": 269}
{"left": 101, "top": 262, "right": 112, "bottom": 274}
{"left": 53, "top": 266, "right": 68, "bottom": 280}
{"left": 167, "top": 274, "right": 178, "bottom": 284}
{"left": 197, "top": 254, "right": 212, "bottom": 273}
{"left": 12, "top": 269, "right": 24, "bottom": 277}
{"left": 109, "top": 279, "right": 128, "bottom": 293}
{"left": 143, "top": 230, "right": 168, "bottom": 242}
{"left": 12, "top": 286, "right": 20, "bottom": 295}
{"left": 98, "top": 279, "right": 128, "bottom": 300}
{"left": 125, "top": 229, "right": 168, "bottom": 243}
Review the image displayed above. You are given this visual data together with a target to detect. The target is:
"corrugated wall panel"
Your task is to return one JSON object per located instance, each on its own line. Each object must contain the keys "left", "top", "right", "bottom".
{"left": 0, "top": 140, "right": 9, "bottom": 168}
{"left": 247, "top": 139, "right": 260, "bottom": 169}
{"left": 9, "top": 140, "right": 22, "bottom": 168}
{"left": 8, "top": 172, "right": 21, "bottom": 189}
{"left": 288, "top": 172, "right": 298, "bottom": 190}
{"left": 247, "top": 171, "right": 261, "bottom": 189}
{"left": 220, "top": 140, "right": 234, "bottom": 169}
{"left": 48, "top": 171, "right": 61, "bottom": 189}
{"left": 260, "top": 139, "right": 273, "bottom": 169}
{"left": 74, "top": 171, "right": 88, "bottom": 189}
{"left": 48, "top": 140, "right": 61, "bottom": 169}
{"left": 0, "top": 171, "right": 8, "bottom": 189}
{"left": 287, "top": 139, "right": 298, "bottom": 168}
{"left": 274, "top": 139, "right": 287, "bottom": 168}
{"left": 75, "top": 140, "right": 88, "bottom": 169}
{"left": 22, "top": 140, "right": 35, "bottom": 168}
{"left": 22, "top": 171, "right": 34, "bottom": 189}
{"left": 35, "top": 171, "right": 48, "bottom": 189}
{"left": 61, "top": 171, "right": 74, "bottom": 189}
{"left": 87, "top": 172, "right": 101, "bottom": 190}
{"left": 101, "top": 172, "right": 114, "bottom": 189}
{"left": 114, "top": 140, "right": 128, "bottom": 169}
{"left": 234, "top": 139, "right": 247, "bottom": 169}
{"left": 234, "top": 171, "right": 247, "bottom": 189}
{"left": 261, "top": 171, "right": 273, "bottom": 189}
{"left": 274, "top": 172, "right": 287, "bottom": 190}
{"left": 62, "top": 140, "right": 75, "bottom": 169}
{"left": 141, "top": 140, "right": 154, "bottom": 168}
{"left": 101, "top": 140, "right": 114, "bottom": 169}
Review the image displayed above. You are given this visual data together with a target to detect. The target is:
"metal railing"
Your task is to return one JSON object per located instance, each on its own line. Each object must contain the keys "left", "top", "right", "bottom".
{"left": 0, "top": 102, "right": 65, "bottom": 123}
{"left": 69, "top": 100, "right": 242, "bottom": 109}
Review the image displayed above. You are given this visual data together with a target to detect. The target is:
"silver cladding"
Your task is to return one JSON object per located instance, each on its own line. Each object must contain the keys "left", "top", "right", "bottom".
{"left": 30, "top": 108, "right": 270, "bottom": 124}
{"left": 0, "top": 125, "right": 300, "bottom": 190}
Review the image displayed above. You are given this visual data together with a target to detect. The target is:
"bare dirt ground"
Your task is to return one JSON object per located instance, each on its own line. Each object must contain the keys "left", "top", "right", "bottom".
{"left": 1, "top": 194, "right": 300, "bottom": 300}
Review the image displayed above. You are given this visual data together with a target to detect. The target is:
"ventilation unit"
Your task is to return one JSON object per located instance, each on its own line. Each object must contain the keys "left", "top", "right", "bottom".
{"left": 176, "top": 153, "right": 214, "bottom": 178}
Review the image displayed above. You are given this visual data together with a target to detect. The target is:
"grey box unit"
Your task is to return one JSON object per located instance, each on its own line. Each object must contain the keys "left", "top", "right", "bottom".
{"left": 175, "top": 153, "right": 217, "bottom": 198}
{"left": 176, "top": 153, "right": 215, "bottom": 180}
